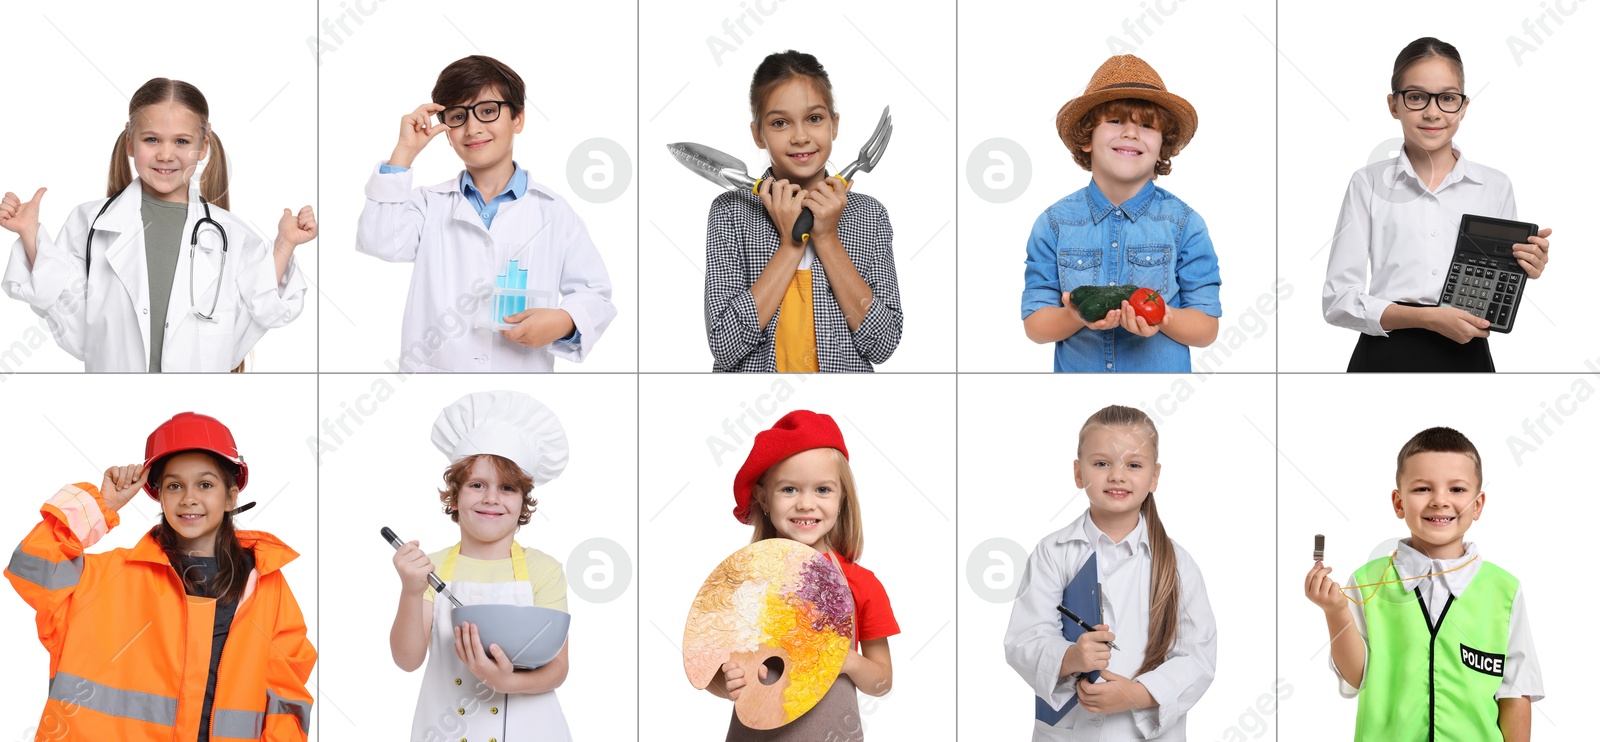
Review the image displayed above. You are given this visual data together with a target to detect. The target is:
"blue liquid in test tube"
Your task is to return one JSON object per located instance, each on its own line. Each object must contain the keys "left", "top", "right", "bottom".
{"left": 514, "top": 260, "right": 528, "bottom": 315}
{"left": 495, "top": 265, "right": 508, "bottom": 324}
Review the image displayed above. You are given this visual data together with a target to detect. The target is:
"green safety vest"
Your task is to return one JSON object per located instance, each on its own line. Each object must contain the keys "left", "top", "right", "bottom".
{"left": 1353, "top": 555, "right": 1516, "bottom": 742}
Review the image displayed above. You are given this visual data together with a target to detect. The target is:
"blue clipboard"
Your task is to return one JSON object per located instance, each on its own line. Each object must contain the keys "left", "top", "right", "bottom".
{"left": 1035, "top": 552, "right": 1101, "bottom": 725}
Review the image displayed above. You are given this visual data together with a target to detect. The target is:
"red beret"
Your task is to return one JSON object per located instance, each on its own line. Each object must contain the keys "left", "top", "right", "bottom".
{"left": 732, "top": 410, "right": 849, "bottom": 524}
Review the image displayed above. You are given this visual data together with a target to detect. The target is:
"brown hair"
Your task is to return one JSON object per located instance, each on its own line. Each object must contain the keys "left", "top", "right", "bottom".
{"left": 1396, "top": 426, "right": 1482, "bottom": 488}
{"left": 748, "top": 448, "right": 864, "bottom": 562}
{"left": 1076, "top": 405, "right": 1178, "bottom": 676}
{"left": 433, "top": 55, "right": 526, "bottom": 116}
{"left": 1391, "top": 37, "right": 1465, "bottom": 93}
{"left": 749, "top": 50, "right": 836, "bottom": 124}
{"left": 109, "top": 78, "right": 229, "bottom": 210}
{"left": 438, "top": 454, "right": 537, "bottom": 525}
{"left": 1067, "top": 99, "right": 1182, "bottom": 177}
{"left": 150, "top": 451, "right": 249, "bottom": 605}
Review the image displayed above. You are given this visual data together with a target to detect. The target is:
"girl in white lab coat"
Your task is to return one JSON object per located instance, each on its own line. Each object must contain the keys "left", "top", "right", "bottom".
{"left": 1004, "top": 405, "right": 1217, "bottom": 741}
{"left": 0, "top": 77, "right": 315, "bottom": 372}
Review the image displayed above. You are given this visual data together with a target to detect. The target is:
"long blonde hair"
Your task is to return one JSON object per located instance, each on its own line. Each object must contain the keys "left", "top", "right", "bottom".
{"left": 1077, "top": 405, "right": 1179, "bottom": 677}
{"left": 108, "top": 78, "right": 230, "bottom": 210}
{"left": 748, "top": 448, "right": 864, "bottom": 562}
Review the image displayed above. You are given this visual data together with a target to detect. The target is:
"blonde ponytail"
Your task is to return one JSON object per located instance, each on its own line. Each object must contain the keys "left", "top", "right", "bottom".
{"left": 200, "top": 129, "right": 230, "bottom": 211}
{"left": 106, "top": 128, "right": 133, "bottom": 198}
{"left": 1137, "top": 494, "right": 1180, "bottom": 676}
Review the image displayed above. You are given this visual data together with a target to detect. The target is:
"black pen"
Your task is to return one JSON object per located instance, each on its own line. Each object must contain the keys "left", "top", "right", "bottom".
{"left": 1057, "top": 604, "right": 1120, "bottom": 650}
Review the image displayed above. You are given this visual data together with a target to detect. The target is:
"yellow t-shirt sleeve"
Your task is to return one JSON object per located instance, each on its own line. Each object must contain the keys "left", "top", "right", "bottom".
{"left": 527, "top": 549, "right": 569, "bottom": 613}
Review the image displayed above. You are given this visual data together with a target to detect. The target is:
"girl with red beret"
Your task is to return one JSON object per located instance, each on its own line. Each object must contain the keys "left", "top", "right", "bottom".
{"left": 706, "top": 409, "right": 898, "bottom": 741}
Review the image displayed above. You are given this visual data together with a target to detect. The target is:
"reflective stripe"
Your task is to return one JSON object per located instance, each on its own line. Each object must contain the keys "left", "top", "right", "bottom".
{"left": 266, "top": 688, "right": 312, "bottom": 731}
{"left": 47, "top": 672, "right": 177, "bottom": 726}
{"left": 8, "top": 546, "right": 83, "bottom": 590}
{"left": 212, "top": 707, "right": 265, "bottom": 739}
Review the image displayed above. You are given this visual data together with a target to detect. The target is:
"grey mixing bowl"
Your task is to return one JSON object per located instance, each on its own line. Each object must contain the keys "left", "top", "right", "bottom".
{"left": 452, "top": 604, "right": 572, "bottom": 670}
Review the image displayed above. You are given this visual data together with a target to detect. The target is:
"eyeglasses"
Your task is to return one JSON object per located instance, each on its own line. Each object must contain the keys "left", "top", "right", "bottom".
{"left": 1393, "top": 89, "right": 1468, "bottom": 113}
{"left": 437, "top": 101, "right": 511, "bottom": 128}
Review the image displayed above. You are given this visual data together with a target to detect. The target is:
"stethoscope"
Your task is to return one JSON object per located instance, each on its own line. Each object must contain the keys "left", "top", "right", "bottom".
{"left": 85, "top": 188, "right": 230, "bottom": 320}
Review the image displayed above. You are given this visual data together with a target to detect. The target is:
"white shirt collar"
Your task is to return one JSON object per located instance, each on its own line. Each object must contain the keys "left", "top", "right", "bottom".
{"left": 1394, "top": 538, "right": 1482, "bottom": 598}
{"left": 1393, "top": 143, "right": 1483, "bottom": 192}
{"left": 1068, "top": 510, "right": 1150, "bottom": 561}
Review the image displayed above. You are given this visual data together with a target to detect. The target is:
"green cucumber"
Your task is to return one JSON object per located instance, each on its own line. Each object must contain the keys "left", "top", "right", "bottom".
{"left": 1069, "top": 284, "right": 1140, "bottom": 322}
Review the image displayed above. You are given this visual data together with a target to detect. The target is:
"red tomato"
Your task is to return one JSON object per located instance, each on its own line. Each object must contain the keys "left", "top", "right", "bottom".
{"left": 1129, "top": 288, "right": 1165, "bottom": 325}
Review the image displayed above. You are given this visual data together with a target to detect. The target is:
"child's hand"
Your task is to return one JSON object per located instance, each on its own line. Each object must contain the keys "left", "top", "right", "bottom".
{"left": 1118, "top": 300, "right": 1165, "bottom": 337}
{"left": 721, "top": 659, "right": 767, "bottom": 701}
{"left": 801, "top": 175, "right": 850, "bottom": 241}
{"left": 276, "top": 206, "right": 318, "bottom": 248}
{"left": 1304, "top": 561, "right": 1348, "bottom": 616}
{"left": 392, "top": 539, "right": 433, "bottom": 596}
{"left": 1076, "top": 669, "right": 1148, "bottom": 714}
{"left": 453, "top": 622, "right": 516, "bottom": 693}
{"left": 99, "top": 464, "right": 149, "bottom": 513}
{"left": 1513, "top": 227, "right": 1552, "bottom": 278}
{"left": 1064, "top": 292, "right": 1123, "bottom": 331}
{"left": 501, "top": 308, "right": 576, "bottom": 348}
{"left": 1063, "top": 624, "right": 1115, "bottom": 674}
{"left": 391, "top": 103, "right": 450, "bottom": 168}
{"left": 0, "top": 188, "right": 46, "bottom": 238}
{"left": 1426, "top": 306, "right": 1491, "bottom": 344}
{"left": 756, "top": 178, "right": 807, "bottom": 249}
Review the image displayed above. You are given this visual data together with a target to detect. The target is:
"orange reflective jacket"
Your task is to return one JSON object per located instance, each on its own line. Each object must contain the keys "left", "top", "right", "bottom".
{"left": 5, "top": 483, "right": 316, "bottom": 741}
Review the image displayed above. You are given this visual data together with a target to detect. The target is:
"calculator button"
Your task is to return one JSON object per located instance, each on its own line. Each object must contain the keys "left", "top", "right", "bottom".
{"left": 1494, "top": 293, "right": 1503, "bottom": 303}
{"left": 1497, "top": 307, "right": 1510, "bottom": 324}
{"left": 1508, "top": 274, "right": 1521, "bottom": 283}
{"left": 1496, "top": 282, "right": 1506, "bottom": 292}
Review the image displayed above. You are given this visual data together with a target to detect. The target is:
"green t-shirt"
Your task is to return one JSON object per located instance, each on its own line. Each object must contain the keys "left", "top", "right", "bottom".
{"left": 139, "top": 190, "right": 187, "bottom": 372}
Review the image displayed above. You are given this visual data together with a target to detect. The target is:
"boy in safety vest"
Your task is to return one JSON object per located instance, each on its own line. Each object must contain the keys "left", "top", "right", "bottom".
{"left": 1305, "top": 427, "right": 1543, "bottom": 741}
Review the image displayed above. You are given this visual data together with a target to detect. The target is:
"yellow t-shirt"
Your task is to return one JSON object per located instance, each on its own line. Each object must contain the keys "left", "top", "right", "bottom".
{"left": 422, "top": 544, "right": 569, "bottom": 612}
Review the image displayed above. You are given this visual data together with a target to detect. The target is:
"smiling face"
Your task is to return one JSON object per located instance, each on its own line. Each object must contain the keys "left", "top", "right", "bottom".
{"left": 157, "top": 451, "right": 238, "bottom": 556}
{"left": 1388, "top": 56, "right": 1468, "bottom": 165}
{"left": 127, "top": 102, "right": 208, "bottom": 203}
{"left": 750, "top": 77, "right": 838, "bottom": 191}
{"left": 452, "top": 455, "right": 530, "bottom": 545}
{"left": 443, "top": 85, "right": 524, "bottom": 173}
{"left": 1080, "top": 112, "right": 1164, "bottom": 193}
{"left": 753, "top": 448, "right": 845, "bottom": 553}
{"left": 1392, "top": 451, "right": 1484, "bottom": 559}
{"left": 1074, "top": 424, "right": 1161, "bottom": 522}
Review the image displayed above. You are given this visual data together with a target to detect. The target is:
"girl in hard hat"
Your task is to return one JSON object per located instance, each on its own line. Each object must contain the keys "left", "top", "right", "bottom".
{"left": 4, "top": 412, "right": 316, "bottom": 741}
{"left": 389, "top": 391, "right": 573, "bottom": 741}
{"left": 708, "top": 409, "right": 898, "bottom": 741}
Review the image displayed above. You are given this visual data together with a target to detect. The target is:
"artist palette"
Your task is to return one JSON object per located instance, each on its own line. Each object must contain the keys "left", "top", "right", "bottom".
{"left": 682, "top": 539, "right": 855, "bottom": 729}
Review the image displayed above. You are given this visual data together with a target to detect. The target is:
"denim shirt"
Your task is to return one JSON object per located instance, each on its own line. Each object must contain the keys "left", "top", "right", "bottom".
{"left": 1022, "top": 178, "right": 1222, "bottom": 372}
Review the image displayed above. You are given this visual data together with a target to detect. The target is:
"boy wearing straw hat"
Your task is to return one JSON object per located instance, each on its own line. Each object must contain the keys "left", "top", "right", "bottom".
{"left": 1021, "top": 54, "right": 1223, "bottom": 372}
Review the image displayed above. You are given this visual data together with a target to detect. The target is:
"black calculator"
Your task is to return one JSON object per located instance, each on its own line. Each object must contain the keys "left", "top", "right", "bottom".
{"left": 1437, "top": 214, "right": 1537, "bottom": 333}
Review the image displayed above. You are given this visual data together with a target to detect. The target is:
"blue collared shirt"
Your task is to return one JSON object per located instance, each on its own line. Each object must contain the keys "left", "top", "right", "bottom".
{"left": 1022, "top": 178, "right": 1222, "bottom": 372}
{"left": 378, "top": 161, "right": 528, "bottom": 229}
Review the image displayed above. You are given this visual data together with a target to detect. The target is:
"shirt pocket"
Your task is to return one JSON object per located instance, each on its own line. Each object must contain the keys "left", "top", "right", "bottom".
{"left": 1125, "top": 245, "right": 1174, "bottom": 295}
{"left": 1056, "top": 248, "right": 1102, "bottom": 294}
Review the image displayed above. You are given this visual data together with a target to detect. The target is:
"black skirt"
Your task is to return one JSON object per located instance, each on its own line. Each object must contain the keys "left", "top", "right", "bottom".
{"left": 1346, "top": 303, "right": 1494, "bottom": 372}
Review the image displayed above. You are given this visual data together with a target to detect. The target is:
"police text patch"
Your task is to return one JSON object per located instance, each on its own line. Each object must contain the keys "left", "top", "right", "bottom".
{"left": 1459, "top": 644, "right": 1506, "bottom": 677}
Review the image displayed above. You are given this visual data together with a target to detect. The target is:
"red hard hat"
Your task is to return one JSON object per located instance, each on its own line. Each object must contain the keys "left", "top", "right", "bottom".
{"left": 143, "top": 412, "right": 248, "bottom": 497}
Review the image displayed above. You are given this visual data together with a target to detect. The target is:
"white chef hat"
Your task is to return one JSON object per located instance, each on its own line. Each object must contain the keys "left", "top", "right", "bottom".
{"left": 431, "top": 391, "right": 568, "bottom": 487}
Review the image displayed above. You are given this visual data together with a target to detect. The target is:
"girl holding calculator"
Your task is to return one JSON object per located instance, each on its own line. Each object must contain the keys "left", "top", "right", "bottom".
{"left": 1321, "top": 37, "right": 1554, "bottom": 372}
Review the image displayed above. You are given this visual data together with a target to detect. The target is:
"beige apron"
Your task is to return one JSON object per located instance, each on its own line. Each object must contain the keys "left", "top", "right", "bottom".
{"left": 409, "top": 542, "right": 571, "bottom": 742}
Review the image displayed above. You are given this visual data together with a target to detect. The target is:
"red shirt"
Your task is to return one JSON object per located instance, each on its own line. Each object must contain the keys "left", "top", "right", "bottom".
{"left": 835, "top": 556, "right": 900, "bottom": 647}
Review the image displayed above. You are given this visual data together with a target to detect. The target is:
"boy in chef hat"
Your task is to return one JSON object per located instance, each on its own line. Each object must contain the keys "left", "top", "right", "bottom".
{"left": 389, "top": 390, "right": 576, "bottom": 742}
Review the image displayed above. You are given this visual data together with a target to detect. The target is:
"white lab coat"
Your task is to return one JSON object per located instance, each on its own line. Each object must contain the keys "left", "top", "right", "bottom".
{"left": 357, "top": 163, "right": 616, "bottom": 372}
{"left": 2, "top": 178, "right": 307, "bottom": 371}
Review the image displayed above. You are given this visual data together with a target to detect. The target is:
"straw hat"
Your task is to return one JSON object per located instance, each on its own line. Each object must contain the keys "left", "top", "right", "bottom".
{"left": 1056, "top": 55, "right": 1198, "bottom": 153}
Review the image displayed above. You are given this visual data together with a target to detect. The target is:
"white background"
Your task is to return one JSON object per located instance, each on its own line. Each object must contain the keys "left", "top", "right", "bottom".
{"left": 1278, "top": 374, "right": 1598, "bottom": 739}
{"left": 958, "top": 0, "right": 1279, "bottom": 373}
{"left": 0, "top": 374, "right": 319, "bottom": 740}
{"left": 638, "top": 0, "right": 957, "bottom": 371}
{"left": 1278, "top": 1, "right": 1598, "bottom": 371}
{"left": 639, "top": 375, "right": 956, "bottom": 738}
{"left": 0, "top": 2, "right": 319, "bottom": 373}
{"left": 958, "top": 374, "right": 1279, "bottom": 741}
{"left": 316, "top": 374, "right": 637, "bottom": 740}
{"left": 316, "top": 0, "right": 639, "bottom": 372}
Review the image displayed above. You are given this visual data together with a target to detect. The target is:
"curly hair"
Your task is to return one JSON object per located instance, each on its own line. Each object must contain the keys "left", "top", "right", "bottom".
{"left": 1066, "top": 98, "right": 1183, "bottom": 177}
{"left": 438, "top": 454, "right": 537, "bottom": 526}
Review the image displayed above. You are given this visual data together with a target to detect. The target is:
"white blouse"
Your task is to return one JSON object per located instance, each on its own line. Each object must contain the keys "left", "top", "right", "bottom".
{"left": 1322, "top": 146, "right": 1517, "bottom": 337}
{"left": 1005, "top": 510, "right": 1218, "bottom": 741}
